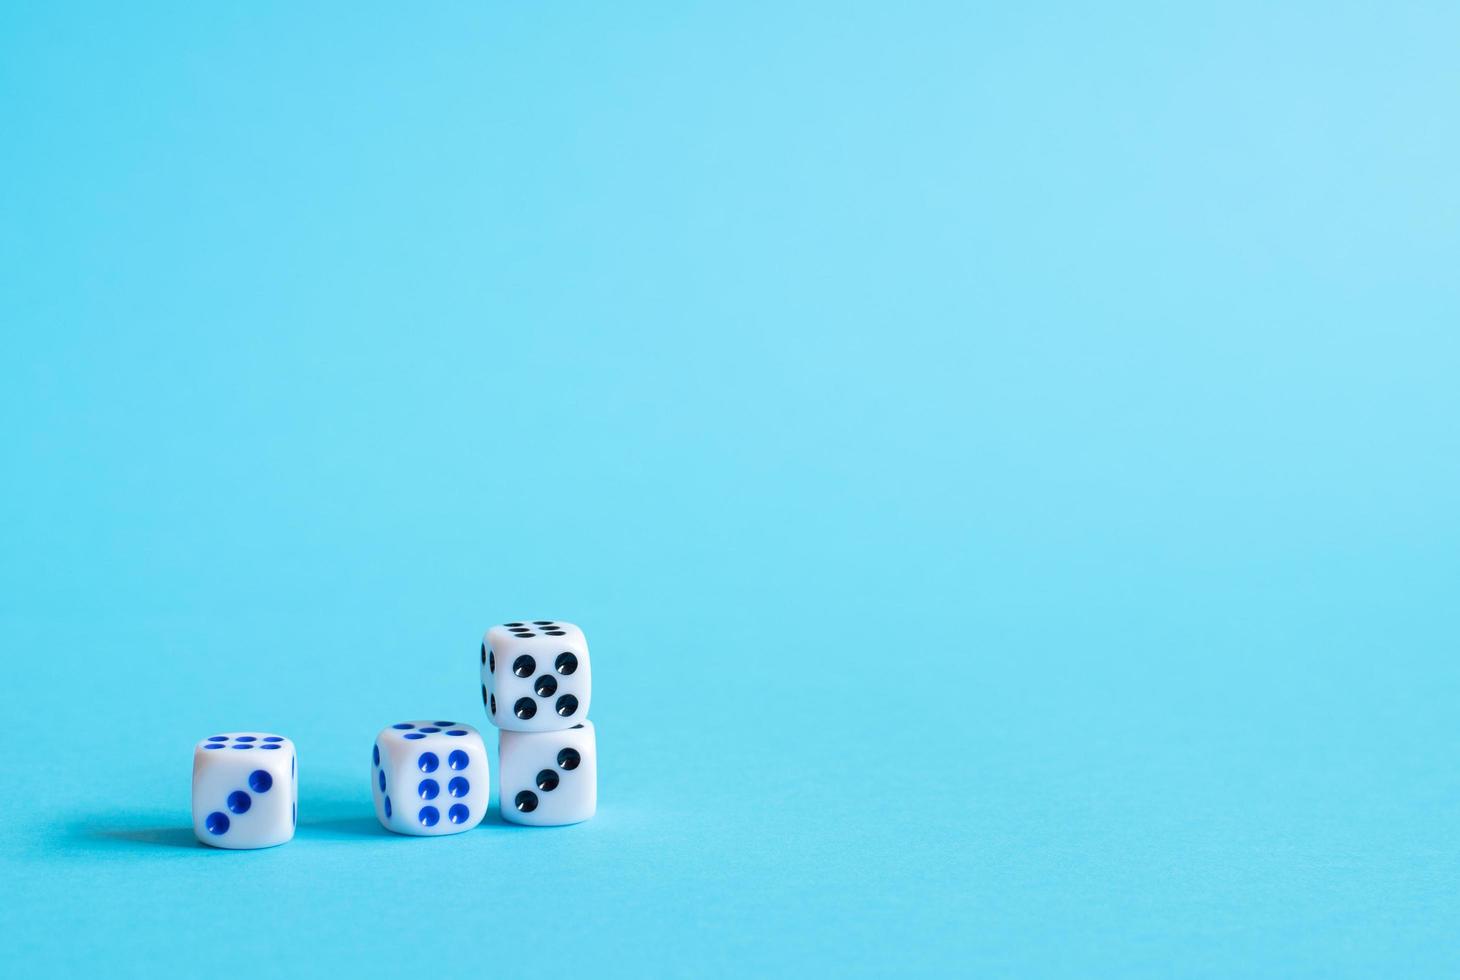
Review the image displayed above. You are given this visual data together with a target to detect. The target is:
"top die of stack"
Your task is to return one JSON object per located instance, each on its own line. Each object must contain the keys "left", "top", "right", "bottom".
{"left": 481, "top": 620, "right": 591, "bottom": 732}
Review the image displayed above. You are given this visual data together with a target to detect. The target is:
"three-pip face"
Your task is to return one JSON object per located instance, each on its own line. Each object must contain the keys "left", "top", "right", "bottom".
{"left": 480, "top": 620, "right": 591, "bottom": 732}
{"left": 371, "top": 721, "right": 488, "bottom": 836}
{"left": 192, "top": 732, "right": 297, "bottom": 849}
{"left": 498, "top": 721, "right": 597, "bottom": 826}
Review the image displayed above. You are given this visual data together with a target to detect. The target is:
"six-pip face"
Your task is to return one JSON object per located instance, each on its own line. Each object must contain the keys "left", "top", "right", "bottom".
{"left": 371, "top": 720, "right": 488, "bottom": 836}
{"left": 192, "top": 732, "right": 297, "bottom": 849}
{"left": 480, "top": 620, "right": 592, "bottom": 733}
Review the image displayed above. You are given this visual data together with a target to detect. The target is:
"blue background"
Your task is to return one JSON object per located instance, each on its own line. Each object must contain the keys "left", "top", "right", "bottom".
{"left": 3, "top": 2, "right": 1458, "bottom": 976}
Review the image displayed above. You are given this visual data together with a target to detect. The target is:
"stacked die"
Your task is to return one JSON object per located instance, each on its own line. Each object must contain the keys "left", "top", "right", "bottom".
{"left": 481, "top": 620, "right": 597, "bottom": 825}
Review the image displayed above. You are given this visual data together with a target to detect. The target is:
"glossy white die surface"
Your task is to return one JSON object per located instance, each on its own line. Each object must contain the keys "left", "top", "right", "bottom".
{"left": 498, "top": 721, "right": 597, "bottom": 826}
{"left": 371, "top": 720, "right": 488, "bottom": 836}
{"left": 192, "top": 732, "right": 297, "bottom": 849}
{"left": 481, "top": 620, "right": 591, "bottom": 732}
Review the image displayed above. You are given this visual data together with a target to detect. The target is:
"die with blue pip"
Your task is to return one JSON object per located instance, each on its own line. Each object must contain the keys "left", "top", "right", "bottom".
{"left": 192, "top": 732, "right": 298, "bottom": 849}
{"left": 482, "top": 620, "right": 598, "bottom": 825}
{"left": 370, "top": 721, "right": 489, "bottom": 836}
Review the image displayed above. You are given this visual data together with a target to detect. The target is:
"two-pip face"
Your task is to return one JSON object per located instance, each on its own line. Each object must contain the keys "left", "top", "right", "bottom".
{"left": 480, "top": 620, "right": 591, "bottom": 731}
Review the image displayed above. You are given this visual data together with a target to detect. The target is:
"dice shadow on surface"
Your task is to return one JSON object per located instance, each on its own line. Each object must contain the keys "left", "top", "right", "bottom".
{"left": 81, "top": 817, "right": 201, "bottom": 850}
{"left": 297, "top": 783, "right": 392, "bottom": 839}
{"left": 475, "top": 802, "right": 547, "bottom": 830}
{"left": 89, "top": 829, "right": 202, "bottom": 852}
{"left": 302, "top": 813, "right": 391, "bottom": 839}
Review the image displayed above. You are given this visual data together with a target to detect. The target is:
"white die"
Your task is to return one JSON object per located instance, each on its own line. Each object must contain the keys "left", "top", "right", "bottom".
{"left": 371, "top": 720, "right": 488, "bottom": 836}
{"left": 192, "top": 732, "right": 297, "bottom": 849}
{"left": 480, "top": 620, "right": 591, "bottom": 732}
{"left": 498, "top": 721, "right": 597, "bottom": 826}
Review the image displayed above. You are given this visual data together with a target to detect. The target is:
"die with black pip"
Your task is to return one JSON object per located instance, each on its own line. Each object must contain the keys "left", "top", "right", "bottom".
{"left": 481, "top": 620, "right": 597, "bottom": 825}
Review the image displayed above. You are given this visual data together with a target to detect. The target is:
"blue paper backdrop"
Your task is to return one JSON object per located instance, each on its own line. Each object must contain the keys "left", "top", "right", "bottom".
{"left": 3, "top": 2, "right": 1458, "bottom": 976}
